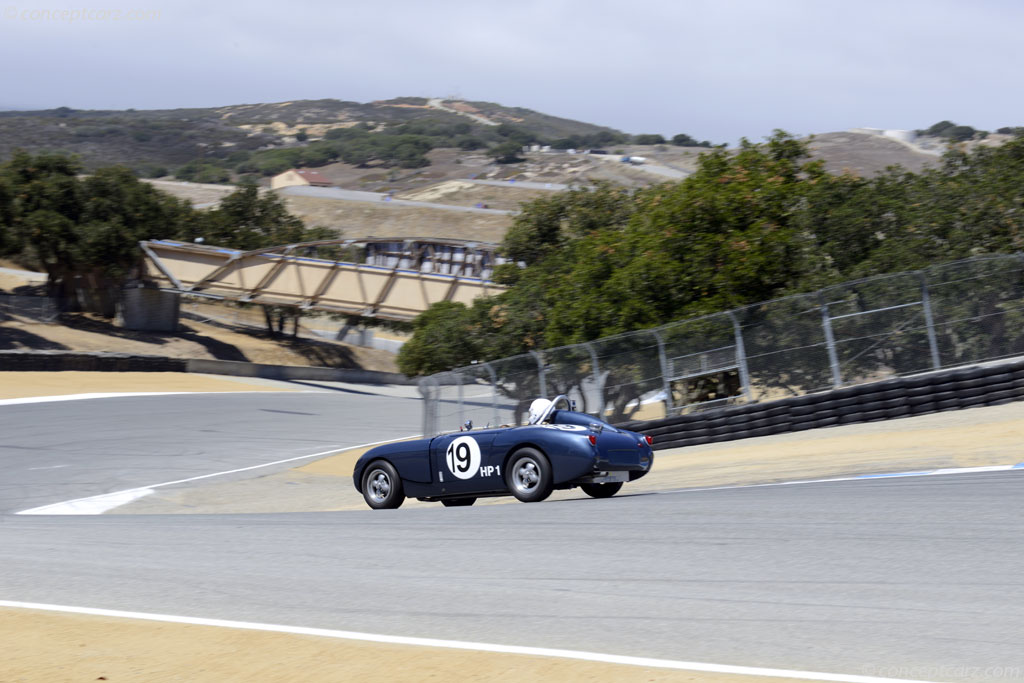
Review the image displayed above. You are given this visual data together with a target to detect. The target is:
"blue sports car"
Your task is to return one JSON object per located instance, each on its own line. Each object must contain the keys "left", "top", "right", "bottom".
{"left": 353, "top": 395, "right": 654, "bottom": 509}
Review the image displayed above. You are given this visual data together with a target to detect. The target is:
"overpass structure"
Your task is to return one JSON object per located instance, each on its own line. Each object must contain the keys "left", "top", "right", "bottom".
{"left": 139, "top": 238, "right": 507, "bottom": 322}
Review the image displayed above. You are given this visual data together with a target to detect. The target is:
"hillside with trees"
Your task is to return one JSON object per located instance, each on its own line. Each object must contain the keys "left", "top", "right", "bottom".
{"left": 397, "top": 130, "right": 1024, "bottom": 376}
{"left": 0, "top": 98, "right": 628, "bottom": 180}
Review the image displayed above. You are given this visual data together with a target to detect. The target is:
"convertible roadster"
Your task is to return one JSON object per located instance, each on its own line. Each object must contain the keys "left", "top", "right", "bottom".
{"left": 353, "top": 395, "right": 654, "bottom": 509}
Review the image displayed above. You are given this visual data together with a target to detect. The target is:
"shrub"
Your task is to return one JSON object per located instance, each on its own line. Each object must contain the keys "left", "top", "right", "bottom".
{"left": 633, "top": 134, "right": 666, "bottom": 145}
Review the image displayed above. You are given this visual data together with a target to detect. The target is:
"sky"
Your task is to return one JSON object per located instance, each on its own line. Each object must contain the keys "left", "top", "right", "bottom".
{"left": 1, "top": 0, "right": 1022, "bottom": 145}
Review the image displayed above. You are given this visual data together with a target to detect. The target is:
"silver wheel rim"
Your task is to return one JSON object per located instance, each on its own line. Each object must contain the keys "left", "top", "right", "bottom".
{"left": 512, "top": 457, "right": 541, "bottom": 495}
{"left": 367, "top": 469, "right": 391, "bottom": 504}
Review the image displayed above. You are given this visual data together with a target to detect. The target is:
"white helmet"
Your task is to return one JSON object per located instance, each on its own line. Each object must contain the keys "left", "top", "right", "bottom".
{"left": 528, "top": 398, "right": 552, "bottom": 425}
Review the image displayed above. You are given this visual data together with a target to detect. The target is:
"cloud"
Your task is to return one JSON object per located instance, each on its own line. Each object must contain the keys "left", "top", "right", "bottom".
{"left": 1, "top": 0, "right": 1022, "bottom": 142}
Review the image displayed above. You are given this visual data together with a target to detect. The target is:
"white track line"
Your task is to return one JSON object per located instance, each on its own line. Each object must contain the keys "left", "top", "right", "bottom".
{"left": 0, "top": 600, "right": 938, "bottom": 683}
{"left": 15, "top": 435, "right": 419, "bottom": 515}
{"left": 0, "top": 390, "right": 313, "bottom": 407}
{"left": 661, "top": 463, "right": 1024, "bottom": 496}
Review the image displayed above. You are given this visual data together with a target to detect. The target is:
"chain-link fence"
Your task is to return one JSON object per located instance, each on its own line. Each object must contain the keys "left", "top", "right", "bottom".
{"left": 0, "top": 294, "right": 60, "bottom": 322}
{"left": 419, "top": 255, "right": 1024, "bottom": 435}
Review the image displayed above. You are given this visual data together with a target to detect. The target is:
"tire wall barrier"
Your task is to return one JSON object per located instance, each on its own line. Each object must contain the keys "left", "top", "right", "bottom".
{"left": 0, "top": 350, "right": 187, "bottom": 373}
{"left": 617, "top": 358, "right": 1024, "bottom": 451}
{"left": 0, "top": 351, "right": 416, "bottom": 385}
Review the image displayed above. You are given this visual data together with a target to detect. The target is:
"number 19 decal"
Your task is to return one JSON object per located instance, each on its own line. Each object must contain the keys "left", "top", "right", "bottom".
{"left": 445, "top": 436, "right": 481, "bottom": 480}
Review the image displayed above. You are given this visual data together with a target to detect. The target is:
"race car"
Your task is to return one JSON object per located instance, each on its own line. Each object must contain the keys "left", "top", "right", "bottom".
{"left": 353, "top": 395, "right": 654, "bottom": 509}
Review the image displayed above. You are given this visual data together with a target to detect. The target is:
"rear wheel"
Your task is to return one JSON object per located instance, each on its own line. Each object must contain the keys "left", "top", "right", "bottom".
{"left": 580, "top": 482, "right": 623, "bottom": 499}
{"left": 361, "top": 461, "right": 404, "bottom": 510}
{"left": 505, "top": 448, "right": 553, "bottom": 503}
{"left": 441, "top": 498, "right": 476, "bottom": 507}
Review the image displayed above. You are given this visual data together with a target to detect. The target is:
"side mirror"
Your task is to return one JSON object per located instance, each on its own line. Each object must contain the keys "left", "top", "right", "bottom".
{"left": 588, "top": 422, "right": 604, "bottom": 433}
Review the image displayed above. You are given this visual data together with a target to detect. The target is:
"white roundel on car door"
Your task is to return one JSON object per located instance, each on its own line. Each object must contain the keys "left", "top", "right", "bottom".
{"left": 446, "top": 435, "right": 482, "bottom": 480}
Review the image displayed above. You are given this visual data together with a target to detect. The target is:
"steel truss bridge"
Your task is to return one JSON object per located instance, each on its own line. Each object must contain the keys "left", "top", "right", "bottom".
{"left": 140, "top": 238, "right": 506, "bottom": 321}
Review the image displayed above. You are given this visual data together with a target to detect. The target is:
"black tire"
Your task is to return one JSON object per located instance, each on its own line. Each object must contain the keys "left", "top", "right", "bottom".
{"left": 986, "top": 389, "right": 1020, "bottom": 404}
{"left": 751, "top": 425, "right": 782, "bottom": 437}
{"left": 858, "top": 400, "right": 886, "bottom": 413}
{"left": 361, "top": 461, "right": 404, "bottom": 510}
{"left": 982, "top": 380, "right": 1016, "bottom": 394}
{"left": 505, "top": 448, "right": 554, "bottom": 503}
{"left": 580, "top": 482, "right": 623, "bottom": 498}
{"left": 441, "top": 498, "right": 476, "bottom": 507}
{"left": 877, "top": 388, "right": 905, "bottom": 401}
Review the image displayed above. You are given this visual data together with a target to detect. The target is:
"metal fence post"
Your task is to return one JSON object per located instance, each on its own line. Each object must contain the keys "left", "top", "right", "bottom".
{"left": 918, "top": 271, "right": 941, "bottom": 370}
{"left": 481, "top": 361, "right": 500, "bottom": 427}
{"left": 727, "top": 310, "right": 753, "bottom": 401}
{"left": 418, "top": 377, "right": 439, "bottom": 436}
{"left": 528, "top": 350, "right": 547, "bottom": 398}
{"left": 456, "top": 371, "right": 464, "bottom": 426}
{"left": 651, "top": 329, "right": 674, "bottom": 414}
{"left": 819, "top": 296, "right": 843, "bottom": 388}
{"left": 584, "top": 342, "right": 603, "bottom": 417}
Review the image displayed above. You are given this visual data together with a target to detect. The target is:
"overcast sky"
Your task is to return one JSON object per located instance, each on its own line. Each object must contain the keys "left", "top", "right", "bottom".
{"left": 1, "top": 0, "right": 1021, "bottom": 144}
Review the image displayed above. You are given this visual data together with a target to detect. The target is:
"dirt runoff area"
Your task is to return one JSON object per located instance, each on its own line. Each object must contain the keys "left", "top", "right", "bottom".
{"left": 7, "top": 372, "right": 1024, "bottom": 682}
{"left": 0, "top": 371, "right": 293, "bottom": 400}
{"left": 0, "top": 313, "right": 399, "bottom": 372}
{"left": 0, "top": 606, "right": 810, "bottom": 683}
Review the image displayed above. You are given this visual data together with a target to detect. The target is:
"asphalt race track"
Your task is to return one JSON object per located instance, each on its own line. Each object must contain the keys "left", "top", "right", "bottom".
{"left": 0, "top": 390, "right": 422, "bottom": 513}
{"left": 2, "top": 391, "right": 1023, "bottom": 681}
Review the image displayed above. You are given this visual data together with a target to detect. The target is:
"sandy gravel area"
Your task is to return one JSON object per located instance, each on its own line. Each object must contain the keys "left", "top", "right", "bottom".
{"left": 0, "top": 607, "right": 810, "bottom": 683}
{"left": 282, "top": 195, "right": 512, "bottom": 242}
{"left": 0, "top": 314, "right": 398, "bottom": 372}
{"left": 0, "top": 371, "right": 295, "bottom": 400}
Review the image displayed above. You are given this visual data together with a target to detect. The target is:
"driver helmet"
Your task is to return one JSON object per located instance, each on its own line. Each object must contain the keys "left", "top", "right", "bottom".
{"left": 528, "top": 397, "right": 553, "bottom": 425}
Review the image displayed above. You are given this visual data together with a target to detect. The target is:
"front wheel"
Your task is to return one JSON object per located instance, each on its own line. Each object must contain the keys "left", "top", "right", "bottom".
{"left": 580, "top": 482, "right": 623, "bottom": 499}
{"left": 505, "top": 448, "right": 553, "bottom": 503}
{"left": 362, "top": 461, "right": 404, "bottom": 510}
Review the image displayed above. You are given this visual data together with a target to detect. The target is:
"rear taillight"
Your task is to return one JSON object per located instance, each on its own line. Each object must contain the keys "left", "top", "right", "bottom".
{"left": 644, "top": 435, "right": 653, "bottom": 446}
{"left": 588, "top": 434, "right": 597, "bottom": 446}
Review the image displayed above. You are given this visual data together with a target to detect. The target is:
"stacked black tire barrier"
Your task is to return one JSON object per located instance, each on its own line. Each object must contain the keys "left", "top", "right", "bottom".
{"left": 0, "top": 350, "right": 187, "bottom": 373}
{"left": 618, "top": 359, "right": 1024, "bottom": 451}
{"left": 0, "top": 350, "right": 417, "bottom": 385}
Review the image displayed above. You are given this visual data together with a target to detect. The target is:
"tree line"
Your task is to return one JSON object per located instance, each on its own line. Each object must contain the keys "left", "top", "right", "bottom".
{"left": 0, "top": 150, "right": 332, "bottom": 330}
{"left": 170, "top": 119, "right": 718, "bottom": 181}
{"left": 397, "top": 130, "right": 1024, "bottom": 377}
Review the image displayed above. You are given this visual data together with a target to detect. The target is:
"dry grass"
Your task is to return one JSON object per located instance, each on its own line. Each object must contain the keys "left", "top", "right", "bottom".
{"left": 282, "top": 195, "right": 512, "bottom": 242}
{"left": 396, "top": 181, "right": 551, "bottom": 211}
